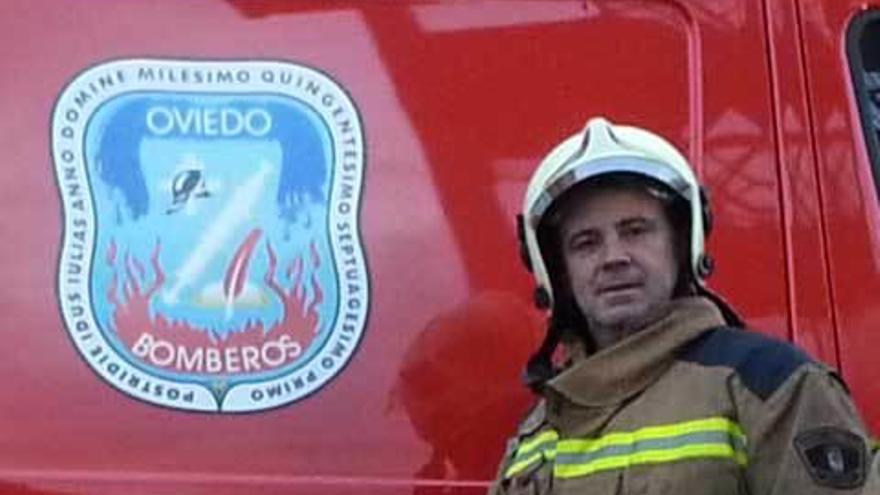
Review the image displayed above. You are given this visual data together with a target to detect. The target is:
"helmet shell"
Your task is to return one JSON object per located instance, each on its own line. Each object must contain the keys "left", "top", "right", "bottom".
{"left": 521, "top": 117, "right": 708, "bottom": 308}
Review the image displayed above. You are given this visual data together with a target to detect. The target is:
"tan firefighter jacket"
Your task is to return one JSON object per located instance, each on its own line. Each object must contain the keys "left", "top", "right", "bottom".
{"left": 489, "top": 297, "right": 878, "bottom": 494}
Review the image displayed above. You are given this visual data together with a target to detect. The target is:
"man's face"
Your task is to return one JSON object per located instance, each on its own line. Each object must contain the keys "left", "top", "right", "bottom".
{"left": 557, "top": 186, "right": 679, "bottom": 346}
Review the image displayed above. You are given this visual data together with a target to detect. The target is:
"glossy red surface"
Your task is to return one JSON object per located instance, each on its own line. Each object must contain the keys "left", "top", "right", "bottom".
{"left": 0, "top": 0, "right": 876, "bottom": 492}
{"left": 796, "top": 0, "right": 880, "bottom": 429}
{"left": 760, "top": 0, "right": 837, "bottom": 368}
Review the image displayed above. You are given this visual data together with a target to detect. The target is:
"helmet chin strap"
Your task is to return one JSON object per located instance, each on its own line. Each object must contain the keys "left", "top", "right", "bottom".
{"left": 522, "top": 292, "right": 592, "bottom": 393}
{"left": 523, "top": 317, "right": 561, "bottom": 393}
{"left": 696, "top": 285, "right": 744, "bottom": 328}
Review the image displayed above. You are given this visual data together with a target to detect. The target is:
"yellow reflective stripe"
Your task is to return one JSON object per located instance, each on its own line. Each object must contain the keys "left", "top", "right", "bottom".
{"left": 517, "top": 430, "right": 559, "bottom": 456}
{"left": 505, "top": 417, "right": 747, "bottom": 480}
{"left": 505, "top": 451, "right": 548, "bottom": 478}
{"left": 555, "top": 443, "right": 747, "bottom": 478}
{"left": 504, "top": 430, "right": 559, "bottom": 478}
{"left": 557, "top": 417, "right": 744, "bottom": 454}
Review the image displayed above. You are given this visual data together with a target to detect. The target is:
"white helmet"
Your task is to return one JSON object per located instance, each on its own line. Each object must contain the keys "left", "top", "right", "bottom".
{"left": 519, "top": 117, "right": 713, "bottom": 309}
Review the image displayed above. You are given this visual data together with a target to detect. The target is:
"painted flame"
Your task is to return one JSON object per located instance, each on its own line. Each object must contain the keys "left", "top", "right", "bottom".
{"left": 106, "top": 239, "right": 323, "bottom": 376}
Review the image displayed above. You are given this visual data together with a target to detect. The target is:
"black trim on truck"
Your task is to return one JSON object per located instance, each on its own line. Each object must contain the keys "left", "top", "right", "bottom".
{"left": 847, "top": 9, "right": 880, "bottom": 202}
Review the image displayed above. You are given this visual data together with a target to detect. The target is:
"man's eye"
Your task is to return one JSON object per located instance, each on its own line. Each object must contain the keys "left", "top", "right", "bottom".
{"left": 623, "top": 226, "right": 645, "bottom": 237}
{"left": 570, "top": 235, "right": 600, "bottom": 251}
{"left": 621, "top": 223, "right": 651, "bottom": 238}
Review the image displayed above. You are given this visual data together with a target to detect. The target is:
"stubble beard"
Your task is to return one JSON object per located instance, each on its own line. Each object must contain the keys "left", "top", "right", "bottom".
{"left": 584, "top": 299, "right": 673, "bottom": 350}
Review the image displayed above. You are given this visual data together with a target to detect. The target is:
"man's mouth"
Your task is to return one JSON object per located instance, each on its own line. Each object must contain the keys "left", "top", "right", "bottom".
{"left": 598, "top": 282, "right": 642, "bottom": 295}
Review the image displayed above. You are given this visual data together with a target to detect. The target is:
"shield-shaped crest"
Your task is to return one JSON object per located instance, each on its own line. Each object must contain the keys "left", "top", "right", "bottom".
{"left": 52, "top": 59, "right": 368, "bottom": 412}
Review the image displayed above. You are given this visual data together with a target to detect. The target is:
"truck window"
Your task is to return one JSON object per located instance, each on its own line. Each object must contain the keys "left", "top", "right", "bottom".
{"left": 848, "top": 9, "right": 880, "bottom": 200}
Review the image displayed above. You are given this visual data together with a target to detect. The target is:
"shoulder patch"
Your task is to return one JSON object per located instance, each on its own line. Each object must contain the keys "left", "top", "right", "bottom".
{"left": 795, "top": 427, "right": 867, "bottom": 489}
{"left": 679, "top": 327, "right": 812, "bottom": 400}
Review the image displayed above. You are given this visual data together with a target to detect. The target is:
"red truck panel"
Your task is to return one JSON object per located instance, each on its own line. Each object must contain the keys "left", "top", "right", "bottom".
{"left": 795, "top": 0, "right": 880, "bottom": 430}
{"left": 0, "top": 0, "right": 874, "bottom": 492}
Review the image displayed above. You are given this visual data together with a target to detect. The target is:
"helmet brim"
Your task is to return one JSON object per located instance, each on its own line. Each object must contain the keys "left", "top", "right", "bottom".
{"left": 528, "top": 156, "right": 694, "bottom": 229}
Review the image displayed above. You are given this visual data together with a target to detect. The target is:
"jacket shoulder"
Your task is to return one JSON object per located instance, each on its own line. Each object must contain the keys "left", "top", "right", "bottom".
{"left": 679, "top": 327, "right": 814, "bottom": 400}
{"left": 517, "top": 399, "right": 548, "bottom": 436}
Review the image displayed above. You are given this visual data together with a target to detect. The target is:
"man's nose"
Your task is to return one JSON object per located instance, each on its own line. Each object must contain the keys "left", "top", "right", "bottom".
{"left": 600, "top": 235, "right": 632, "bottom": 269}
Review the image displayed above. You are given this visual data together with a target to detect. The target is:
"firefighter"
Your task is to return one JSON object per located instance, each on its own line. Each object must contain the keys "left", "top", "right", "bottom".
{"left": 490, "top": 117, "right": 878, "bottom": 494}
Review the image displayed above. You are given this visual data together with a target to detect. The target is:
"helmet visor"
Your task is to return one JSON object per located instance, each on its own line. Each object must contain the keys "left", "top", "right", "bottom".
{"left": 528, "top": 156, "right": 693, "bottom": 228}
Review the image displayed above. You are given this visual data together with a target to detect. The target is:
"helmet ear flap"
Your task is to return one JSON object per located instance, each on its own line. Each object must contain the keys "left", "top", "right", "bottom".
{"left": 516, "top": 214, "right": 533, "bottom": 272}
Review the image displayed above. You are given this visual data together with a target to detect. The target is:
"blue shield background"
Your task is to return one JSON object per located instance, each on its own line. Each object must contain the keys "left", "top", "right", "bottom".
{"left": 84, "top": 92, "right": 339, "bottom": 382}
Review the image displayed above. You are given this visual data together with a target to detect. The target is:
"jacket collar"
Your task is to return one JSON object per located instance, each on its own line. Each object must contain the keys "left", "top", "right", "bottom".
{"left": 546, "top": 296, "right": 725, "bottom": 407}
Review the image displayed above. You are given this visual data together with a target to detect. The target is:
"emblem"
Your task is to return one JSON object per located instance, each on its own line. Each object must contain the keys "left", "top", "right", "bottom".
{"left": 52, "top": 59, "right": 368, "bottom": 412}
{"left": 795, "top": 427, "right": 867, "bottom": 489}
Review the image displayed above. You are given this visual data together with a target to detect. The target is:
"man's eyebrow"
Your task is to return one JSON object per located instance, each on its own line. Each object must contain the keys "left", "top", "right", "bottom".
{"left": 563, "top": 226, "right": 599, "bottom": 242}
{"left": 617, "top": 216, "right": 656, "bottom": 228}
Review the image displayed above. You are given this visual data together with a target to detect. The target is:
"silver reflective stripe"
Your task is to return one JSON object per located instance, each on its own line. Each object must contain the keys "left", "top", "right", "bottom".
{"left": 555, "top": 430, "right": 746, "bottom": 466}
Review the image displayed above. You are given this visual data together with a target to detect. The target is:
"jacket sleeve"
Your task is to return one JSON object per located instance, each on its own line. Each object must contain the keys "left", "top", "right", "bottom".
{"left": 734, "top": 363, "right": 877, "bottom": 494}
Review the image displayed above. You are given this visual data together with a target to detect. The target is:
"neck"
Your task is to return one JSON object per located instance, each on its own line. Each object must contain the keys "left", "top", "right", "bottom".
{"left": 587, "top": 304, "right": 674, "bottom": 350}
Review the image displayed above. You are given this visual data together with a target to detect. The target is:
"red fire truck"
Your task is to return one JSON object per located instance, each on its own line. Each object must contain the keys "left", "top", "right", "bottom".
{"left": 1, "top": 0, "right": 878, "bottom": 493}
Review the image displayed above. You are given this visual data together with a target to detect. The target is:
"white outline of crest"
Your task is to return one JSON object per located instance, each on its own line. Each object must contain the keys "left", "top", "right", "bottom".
{"left": 51, "top": 59, "right": 368, "bottom": 413}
